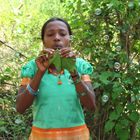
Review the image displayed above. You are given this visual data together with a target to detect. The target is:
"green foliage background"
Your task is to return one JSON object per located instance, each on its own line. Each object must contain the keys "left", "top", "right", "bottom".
{"left": 0, "top": 0, "right": 140, "bottom": 140}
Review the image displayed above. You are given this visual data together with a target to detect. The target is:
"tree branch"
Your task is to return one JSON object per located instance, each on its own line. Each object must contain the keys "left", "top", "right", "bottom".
{"left": 0, "top": 40, "right": 27, "bottom": 58}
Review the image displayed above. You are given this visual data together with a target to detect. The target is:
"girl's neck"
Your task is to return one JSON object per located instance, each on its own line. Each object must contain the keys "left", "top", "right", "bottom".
{"left": 49, "top": 64, "right": 59, "bottom": 73}
{"left": 49, "top": 64, "right": 57, "bottom": 72}
{"left": 49, "top": 64, "right": 64, "bottom": 75}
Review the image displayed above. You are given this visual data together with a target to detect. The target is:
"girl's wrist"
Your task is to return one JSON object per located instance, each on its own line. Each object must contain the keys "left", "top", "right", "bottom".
{"left": 26, "top": 84, "right": 38, "bottom": 96}
{"left": 70, "top": 70, "right": 78, "bottom": 78}
{"left": 36, "top": 69, "right": 46, "bottom": 77}
{"left": 71, "top": 71, "right": 81, "bottom": 85}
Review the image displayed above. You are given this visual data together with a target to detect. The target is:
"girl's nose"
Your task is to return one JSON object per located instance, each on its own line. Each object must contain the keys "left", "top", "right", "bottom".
{"left": 54, "top": 34, "right": 60, "bottom": 41}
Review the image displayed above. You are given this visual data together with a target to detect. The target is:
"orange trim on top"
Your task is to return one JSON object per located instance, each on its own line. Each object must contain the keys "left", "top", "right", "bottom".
{"left": 32, "top": 124, "right": 87, "bottom": 132}
{"left": 48, "top": 68, "right": 64, "bottom": 75}
{"left": 81, "top": 75, "right": 91, "bottom": 82}
{"left": 20, "top": 78, "right": 31, "bottom": 86}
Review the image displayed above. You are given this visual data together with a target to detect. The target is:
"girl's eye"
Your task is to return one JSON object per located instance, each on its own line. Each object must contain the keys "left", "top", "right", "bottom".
{"left": 47, "top": 34, "right": 54, "bottom": 37}
{"left": 46, "top": 32, "right": 67, "bottom": 37}
{"left": 60, "top": 32, "right": 67, "bottom": 36}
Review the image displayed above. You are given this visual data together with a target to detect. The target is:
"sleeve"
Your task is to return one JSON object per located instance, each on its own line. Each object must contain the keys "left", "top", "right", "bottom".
{"left": 20, "top": 59, "right": 37, "bottom": 78}
{"left": 76, "top": 58, "right": 93, "bottom": 75}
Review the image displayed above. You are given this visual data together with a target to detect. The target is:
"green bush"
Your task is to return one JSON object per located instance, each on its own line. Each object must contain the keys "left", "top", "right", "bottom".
{"left": 63, "top": 0, "right": 140, "bottom": 139}
{"left": 0, "top": 0, "right": 140, "bottom": 139}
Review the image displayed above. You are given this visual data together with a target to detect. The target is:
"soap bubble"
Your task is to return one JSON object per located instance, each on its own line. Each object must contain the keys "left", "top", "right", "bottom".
{"left": 116, "top": 45, "right": 121, "bottom": 52}
{"left": 95, "top": 8, "right": 102, "bottom": 16}
{"left": 15, "top": 119, "right": 22, "bottom": 124}
{"left": 15, "top": 52, "right": 20, "bottom": 58}
{"left": 114, "top": 62, "right": 121, "bottom": 70}
{"left": 102, "top": 95, "right": 109, "bottom": 103}
{"left": 104, "top": 35, "right": 109, "bottom": 41}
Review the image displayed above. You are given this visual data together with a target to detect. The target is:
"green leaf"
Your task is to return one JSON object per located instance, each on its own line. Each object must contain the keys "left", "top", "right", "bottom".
{"left": 129, "top": 111, "right": 139, "bottom": 122}
{"left": 62, "top": 57, "right": 76, "bottom": 72}
{"left": 116, "top": 129, "right": 129, "bottom": 140}
{"left": 49, "top": 50, "right": 61, "bottom": 71}
{"left": 0, "top": 120, "right": 6, "bottom": 126}
{"left": 0, "top": 126, "right": 7, "bottom": 133}
{"left": 93, "top": 82, "right": 101, "bottom": 89}
{"left": 120, "top": 119, "right": 129, "bottom": 127}
{"left": 127, "top": 103, "right": 136, "bottom": 111}
{"left": 99, "top": 71, "right": 112, "bottom": 84}
{"left": 124, "top": 77, "right": 133, "bottom": 85}
{"left": 115, "top": 123, "right": 122, "bottom": 134}
{"left": 113, "top": 73, "right": 121, "bottom": 78}
{"left": 105, "top": 120, "right": 115, "bottom": 132}
{"left": 113, "top": 83, "right": 123, "bottom": 93}
{"left": 116, "top": 105, "right": 123, "bottom": 114}
{"left": 49, "top": 50, "right": 76, "bottom": 72}
{"left": 112, "top": 92, "right": 120, "bottom": 100}
{"left": 5, "top": 67, "right": 12, "bottom": 73}
{"left": 109, "top": 111, "right": 120, "bottom": 120}
{"left": 112, "top": 83, "right": 124, "bottom": 100}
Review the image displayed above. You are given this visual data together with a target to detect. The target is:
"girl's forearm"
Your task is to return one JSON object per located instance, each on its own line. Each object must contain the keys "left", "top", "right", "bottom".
{"left": 16, "top": 70, "right": 44, "bottom": 114}
{"left": 74, "top": 80, "right": 96, "bottom": 110}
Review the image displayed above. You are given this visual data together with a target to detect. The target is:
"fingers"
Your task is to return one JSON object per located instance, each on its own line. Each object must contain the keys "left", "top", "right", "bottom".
{"left": 60, "top": 48, "right": 76, "bottom": 58}
{"left": 41, "top": 48, "right": 55, "bottom": 59}
{"left": 35, "top": 48, "right": 55, "bottom": 70}
{"left": 36, "top": 56, "right": 45, "bottom": 63}
{"left": 38, "top": 47, "right": 76, "bottom": 61}
{"left": 43, "top": 48, "right": 55, "bottom": 55}
{"left": 38, "top": 48, "right": 55, "bottom": 61}
{"left": 35, "top": 59, "right": 49, "bottom": 72}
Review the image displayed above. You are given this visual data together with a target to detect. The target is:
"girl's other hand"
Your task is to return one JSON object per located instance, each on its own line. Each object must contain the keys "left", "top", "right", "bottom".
{"left": 60, "top": 47, "right": 76, "bottom": 58}
{"left": 35, "top": 48, "right": 55, "bottom": 73}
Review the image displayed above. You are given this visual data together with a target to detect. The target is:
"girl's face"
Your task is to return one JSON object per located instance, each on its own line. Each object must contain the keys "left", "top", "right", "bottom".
{"left": 43, "top": 20, "right": 70, "bottom": 50}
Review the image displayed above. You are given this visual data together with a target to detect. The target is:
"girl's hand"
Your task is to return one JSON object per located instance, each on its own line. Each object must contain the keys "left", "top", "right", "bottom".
{"left": 60, "top": 47, "right": 77, "bottom": 73}
{"left": 35, "top": 48, "right": 55, "bottom": 73}
{"left": 60, "top": 47, "right": 76, "bottom": 58}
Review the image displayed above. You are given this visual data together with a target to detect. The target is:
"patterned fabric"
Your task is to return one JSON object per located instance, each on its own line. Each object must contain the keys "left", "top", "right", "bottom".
{"left": 29, "top": 124, "right": 90, "bottom": 140}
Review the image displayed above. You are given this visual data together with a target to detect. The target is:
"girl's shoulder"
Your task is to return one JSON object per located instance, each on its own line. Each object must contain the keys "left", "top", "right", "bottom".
{"left": 76, "top": 58, "right": 93, "bottom": 75}
{"left": 20, "top": 59, "right": 37, "bottom": 78}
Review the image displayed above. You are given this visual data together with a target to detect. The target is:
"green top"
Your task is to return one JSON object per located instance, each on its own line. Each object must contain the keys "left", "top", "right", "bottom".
{"left": 21, "top": 58, "right": 93, "bottom": 129}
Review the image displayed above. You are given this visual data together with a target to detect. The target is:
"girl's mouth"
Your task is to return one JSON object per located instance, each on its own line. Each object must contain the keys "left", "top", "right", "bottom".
{"left": 54, "top": 45, "right": 63, "bottom": 50}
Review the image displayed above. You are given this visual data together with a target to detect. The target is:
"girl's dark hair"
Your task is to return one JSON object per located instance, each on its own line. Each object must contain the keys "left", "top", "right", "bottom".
{"left": 41, "top": 17, "right": 72, "bottom": 40}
